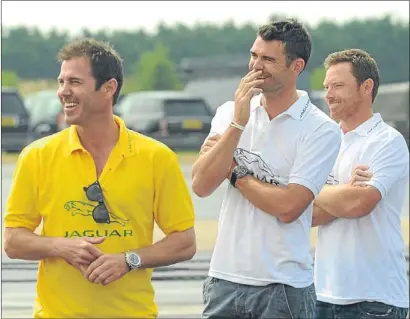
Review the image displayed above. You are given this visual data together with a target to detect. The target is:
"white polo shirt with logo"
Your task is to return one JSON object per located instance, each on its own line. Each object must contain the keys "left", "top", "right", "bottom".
{"left": 315, "top": 113, "right": 409, "bottom": 308}
{"left": 207, "top": 90, "right": 341, "bottom": 288}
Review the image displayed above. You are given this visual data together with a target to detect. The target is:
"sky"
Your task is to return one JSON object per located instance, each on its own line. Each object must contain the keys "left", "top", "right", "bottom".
{"left": 2, "top": 1, "right": 409, "bottom": 35}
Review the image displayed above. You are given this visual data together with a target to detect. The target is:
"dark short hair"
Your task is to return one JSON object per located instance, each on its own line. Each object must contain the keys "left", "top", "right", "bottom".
{"left": 57, "top": 38, "right": 124, "bottom": 105}
{"left": 324, "top": 49, "right": 380, "bottom": 102}
{"left": 258, "top": 19, "right": 312, "bottom": 71}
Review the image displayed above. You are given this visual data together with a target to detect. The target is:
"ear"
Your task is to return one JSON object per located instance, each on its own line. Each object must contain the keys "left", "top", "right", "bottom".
{"left": 362, "top": 78, "right": 374, "bottom": 98}
{"left": 292, "top": 58, "right": 305, "bottom": 75}
{"left": 102, "top": 78, "right": 118, "bottom": 100}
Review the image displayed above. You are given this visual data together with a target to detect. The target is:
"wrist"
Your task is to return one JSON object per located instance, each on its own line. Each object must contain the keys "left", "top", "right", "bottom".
{"left": 49, "top": 237, "right": 66, "bottom": 258}
{"left": 232, "top": 119, "right": 247, "bottom": 128}
{"left": 235, "top": 174, "right": 252, "bottom": 189}
{"left": 230, "top": 166, "right": 253, "bottom": 188}
{"left": 124, "top": 251, "right": 142, "bottom": 270}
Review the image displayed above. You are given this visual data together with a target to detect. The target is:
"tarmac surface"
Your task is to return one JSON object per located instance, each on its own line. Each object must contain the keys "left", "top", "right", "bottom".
{"left": 1, "top": 162, "right": 409, "bottom": 318}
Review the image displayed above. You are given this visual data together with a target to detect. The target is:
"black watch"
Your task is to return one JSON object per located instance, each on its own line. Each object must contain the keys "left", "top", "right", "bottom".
{"left": 230, "top": 165, "right": 252, "bottom": 188}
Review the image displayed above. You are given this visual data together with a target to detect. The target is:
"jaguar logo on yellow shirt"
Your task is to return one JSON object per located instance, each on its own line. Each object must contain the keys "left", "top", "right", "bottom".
{"left": 63, "top": 200, "right": 129, "bottom": 226}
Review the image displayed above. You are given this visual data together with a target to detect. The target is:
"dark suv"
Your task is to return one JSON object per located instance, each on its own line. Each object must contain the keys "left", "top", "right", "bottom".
{"left": 115, "top": 91, "right": 213, "bottom": 151}
{"left": 24, "top": 90, "right": 66, "bottom": 139}
{"left": 1, "top": 87, "right": 31, "bottom": 152}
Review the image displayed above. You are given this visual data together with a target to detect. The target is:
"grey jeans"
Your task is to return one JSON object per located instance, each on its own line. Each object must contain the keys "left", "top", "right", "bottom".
{"left": 315, "top": 300, "right": 409, "bottom": 319}
{"left": 202, "top": 276, "right": 316, "bottom": 319}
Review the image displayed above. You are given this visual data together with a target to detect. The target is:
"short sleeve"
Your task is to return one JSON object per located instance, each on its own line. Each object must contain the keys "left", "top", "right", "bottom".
{"left": 153, "top": 147, "right": 195, "bottom": 235}
{"left": 289, "top": 121, "right": 341, "bottom": 197}
{"left": 206, "top": 101, "right": 235, "bottom": 138}
{"left": 4, "top": 146, "right": 41, "bottom": 231}
{"left": 361, "top": 135, "right": 409, "bottom": 198}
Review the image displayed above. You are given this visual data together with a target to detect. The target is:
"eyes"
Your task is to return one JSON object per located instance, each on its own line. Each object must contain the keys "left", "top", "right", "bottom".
{"left": 250, "top": 52, "right": 276, "bottom": 63}
{"left": 57, "top": 79, "right": 82, "bottom": 86}
{"left": 324, "top": 83, "right": 344, "bottom": 90}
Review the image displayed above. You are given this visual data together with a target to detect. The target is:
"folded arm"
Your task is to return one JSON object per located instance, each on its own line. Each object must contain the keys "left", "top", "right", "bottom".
{"left": 235, "top": 176, "right": 314, "bottom": 223}
{"left": 312, "top": 201, "right": 338, "bottom": 227}
{"left": 192, "top": 126, "right": 242, "bottom": 197}
{"left": 314, "top": 184, "right": 381, "bottom": 219}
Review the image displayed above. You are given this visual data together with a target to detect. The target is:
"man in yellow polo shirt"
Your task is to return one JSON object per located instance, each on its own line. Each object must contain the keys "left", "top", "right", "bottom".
{"left": 4, "top": 38, "right": 196, "bottom": 318}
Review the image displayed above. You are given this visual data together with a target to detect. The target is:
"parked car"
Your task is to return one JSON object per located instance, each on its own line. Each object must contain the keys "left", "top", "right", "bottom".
{"left": 115, "top": 91, "right": 214, "bottom": 150}
{"left": 24, "top": 90, "right": 66, "bottom": 139}
{"left": 1, "top": 87, "right": 32, "bottom": 152}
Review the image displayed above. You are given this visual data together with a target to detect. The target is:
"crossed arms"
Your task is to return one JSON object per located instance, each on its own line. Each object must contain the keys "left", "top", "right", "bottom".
{"left": 312, "top": 135, "right": 409, "bottom": 227}
{"left": 193, "top": 120, "right": 341, "bottom": 224}
{"left": 312, "top": 165, "right": 381, "bottom": 227}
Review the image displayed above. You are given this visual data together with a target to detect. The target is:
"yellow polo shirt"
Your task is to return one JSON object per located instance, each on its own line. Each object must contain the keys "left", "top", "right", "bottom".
{"left": 4, "top": 116, "right": 195, "bottom": 318}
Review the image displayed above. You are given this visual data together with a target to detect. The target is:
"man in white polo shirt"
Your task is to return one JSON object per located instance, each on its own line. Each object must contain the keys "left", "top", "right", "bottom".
{"left": 192, "top": 19, "right": 341, "bottom": 318}
{"left": 313, "top": 49, "right": 409, "bottom": 319}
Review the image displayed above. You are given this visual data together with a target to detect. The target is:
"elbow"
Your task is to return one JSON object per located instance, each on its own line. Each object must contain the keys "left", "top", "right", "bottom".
{"left": 278, "top": 212, "right": 300, "bottom": 224}
{"left": 192, "top": 176, "right": 212, "bottom": 198}
{"left": 186, "top": 242, "right": 197, "bottom": 261}
{"left": 182, "top": 239, "right": 196, "bottom": 261}
{"left": 277, "top": 205, "right": 305, "bottom": 224}
{"left": 4, "top": 233, "right": 18, "bottom": 259}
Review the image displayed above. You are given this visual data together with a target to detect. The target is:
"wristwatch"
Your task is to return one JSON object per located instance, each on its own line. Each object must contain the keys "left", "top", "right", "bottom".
{"left": 230, "top": 165, "right": 252, "bottom": 188}
{"left": 124, "top": 251, "right": 142, "bottom": 271}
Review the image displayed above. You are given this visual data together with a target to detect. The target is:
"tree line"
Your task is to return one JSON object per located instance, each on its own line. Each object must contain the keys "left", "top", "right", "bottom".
{"left": 2, "top": 15, "right": 409, "bottom": 91}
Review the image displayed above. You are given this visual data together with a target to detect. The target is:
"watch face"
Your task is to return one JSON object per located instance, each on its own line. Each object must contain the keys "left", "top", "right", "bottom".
{"left": 127, "top": 252, "right": 141, "bottom": 268}
{"left": 129, "top": 254, "right": 139, "bottom": 265}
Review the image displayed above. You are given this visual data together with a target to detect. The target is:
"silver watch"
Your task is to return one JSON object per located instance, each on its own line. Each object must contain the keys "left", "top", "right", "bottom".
{"left": 124, "top": 251, "right": 141, "bottom": 270}
{"left": 230, "top": 165, "right": 252, "bottom": 187}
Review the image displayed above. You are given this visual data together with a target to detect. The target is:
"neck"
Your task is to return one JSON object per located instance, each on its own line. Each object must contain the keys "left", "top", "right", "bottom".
{"left": 261, "top": 85, "right": 299, "bottom": 119}
{"left": 76, "top": 115, "right": 119, "bottom": 154}
{"left": 340, "top": 103, "right": 373, "bottom": 134}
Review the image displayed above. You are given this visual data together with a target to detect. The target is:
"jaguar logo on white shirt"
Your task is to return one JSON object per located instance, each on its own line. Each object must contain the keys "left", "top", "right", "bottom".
{"left": 234, "top": 148, "right": 282, "bottom": 186}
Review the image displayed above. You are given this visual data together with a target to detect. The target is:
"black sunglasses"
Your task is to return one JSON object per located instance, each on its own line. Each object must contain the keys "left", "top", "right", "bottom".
{"left": 83, "top": 181, "right": 111, "bottom": 224}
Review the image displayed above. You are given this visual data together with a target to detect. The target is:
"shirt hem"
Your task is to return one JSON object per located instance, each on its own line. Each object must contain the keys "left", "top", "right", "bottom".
{"left": 209, "top": 269, "right": 313, "bottom": 288}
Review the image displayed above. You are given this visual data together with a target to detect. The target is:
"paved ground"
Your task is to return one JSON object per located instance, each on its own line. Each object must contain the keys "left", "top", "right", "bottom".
{"left": 1, "top": 161, "right": 409, "bottom": 318}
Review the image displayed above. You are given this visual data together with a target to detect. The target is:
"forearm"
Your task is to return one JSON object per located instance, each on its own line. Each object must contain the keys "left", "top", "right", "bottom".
{"left": 135, "top": 228, "right": 196, "bottom": 269}
{"left": 315, "top": 184, "right": 365, "bottom": 218}
{"left": 312, "top": 202, "right": 338, "bottom": 227}
{"left": 192, "top": 126, "right": 242, "bottom": 197}
{"left": 4, "top": 227, "right": 61, "bottom": 260}
{"left": 235, "top": 176, "right": 300, "bottom": 223}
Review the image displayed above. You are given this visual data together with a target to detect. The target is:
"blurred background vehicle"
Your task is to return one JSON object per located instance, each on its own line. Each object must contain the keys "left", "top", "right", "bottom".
{"left": 24, "top": 90, "right": 66, "bottom": 139}
{"left": 1, "top": 87, "right": 32, "bottom": 152}
{"left": 115, "top": 91, "right": 214, "bottom": 151}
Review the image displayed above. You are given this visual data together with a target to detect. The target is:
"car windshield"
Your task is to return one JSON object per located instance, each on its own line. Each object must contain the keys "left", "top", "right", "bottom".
{"left": 163, "top": 99, "right": 211, "bottom": 116}
{"left": 1, "top": 92, "right": 27, "bottom": 114}
{"left": 117, "top": 96, "right": 162, "bottom": 114}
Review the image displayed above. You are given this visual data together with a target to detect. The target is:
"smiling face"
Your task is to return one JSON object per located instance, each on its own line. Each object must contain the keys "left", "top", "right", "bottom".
{"left": 248, "top": 36, "right": 304, "bottom": 95}
{"left": 57, "top": 57, "right": 107, "bottom": 127}
{"left": 323, "top": 62, "right": 364, "bottom": 122}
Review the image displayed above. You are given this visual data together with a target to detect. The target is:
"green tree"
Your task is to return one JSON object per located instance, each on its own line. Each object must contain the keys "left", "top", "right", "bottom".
{"left": 309, "top": 67, "right": 326, "bottom": 90}
{"left": 134, "top": 42, "right": 183, "bottom": 91}
{"left": 2, "top": 70, "right": 19, "bottom": 87}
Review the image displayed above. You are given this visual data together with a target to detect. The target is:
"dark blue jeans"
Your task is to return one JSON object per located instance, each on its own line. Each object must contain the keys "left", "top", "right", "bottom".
{"left": 202, "top": 276, "right": 316, "bottom": 319}
{"left": 315, "top": 300, "right": 409, "bottom": 319}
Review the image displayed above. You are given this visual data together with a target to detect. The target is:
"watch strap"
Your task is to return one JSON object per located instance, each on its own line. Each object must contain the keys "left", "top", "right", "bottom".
{"left": 230, "top": 171, "right": 238, "bottom": 187}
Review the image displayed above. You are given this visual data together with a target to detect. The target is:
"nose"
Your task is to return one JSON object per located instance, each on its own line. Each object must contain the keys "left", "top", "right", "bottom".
{"left": 252, "top": 58, "right": 264, "bottom": 71}
{"left": 58, "top": 83, "right": 72, "bottom": 99}
{"left": 325, "top": 88, "right": 334, "bottom": 101}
